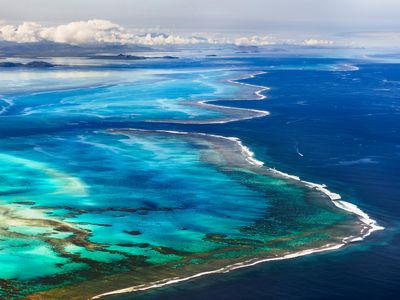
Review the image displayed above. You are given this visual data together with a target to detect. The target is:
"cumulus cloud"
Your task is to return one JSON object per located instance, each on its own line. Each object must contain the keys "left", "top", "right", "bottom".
{"left": 206, "top": 34, "right": 276, "bottom": 46}
{"left": 0, "top": 21, "right": 43, "bottom": 43}
{"left": 301, "top": 38, "right": 334, "bottom": 46}
{"left": 0, "top": 20, "right": 135, "bottom": 44}
{"left": 0, "top": 19, "right": 213, "bottom": 45}
{"left": 0, "top": 19, "right": 334, "bottom": 46}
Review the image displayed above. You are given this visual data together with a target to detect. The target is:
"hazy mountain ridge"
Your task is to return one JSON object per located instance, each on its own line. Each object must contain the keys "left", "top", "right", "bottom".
{"left": 0, "top": 41, "right": 153, "bottom": 58}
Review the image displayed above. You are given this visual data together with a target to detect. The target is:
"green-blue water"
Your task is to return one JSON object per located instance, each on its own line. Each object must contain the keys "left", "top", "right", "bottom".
{"left": 0, "top": 55, "right": 376, "bottom": 299}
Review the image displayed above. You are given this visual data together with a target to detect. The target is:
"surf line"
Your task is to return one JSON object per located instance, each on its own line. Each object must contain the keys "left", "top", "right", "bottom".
{"left": 95, "top": 69, "right": 382, "bottom": 299}
{"left": 98, "top": 128, "right": 384, "bottom": 300}
{"left": 227, "top": 71, "right": 270, "bottom": 100}
{"left": 147, "top": 71, "right": 271, "bottom": 124}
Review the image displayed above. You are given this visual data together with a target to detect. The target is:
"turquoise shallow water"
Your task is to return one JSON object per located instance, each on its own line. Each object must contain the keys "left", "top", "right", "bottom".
{"left": 118, "top": 58, "right": 400, "bottom": 300}
{"left": 0, "top": 58, "right": 368, "bottom": 299}
{"left": 0, "top": 129, "right": 357, "bottom": 298}
{"left": 2, "top": 69, "right": 251, "bottom": 121}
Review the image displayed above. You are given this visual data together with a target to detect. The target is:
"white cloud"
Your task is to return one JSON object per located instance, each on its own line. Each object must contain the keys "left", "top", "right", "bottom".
{"left": 302, "top": 38, "right": 334, "bottom": 46}
{"left": 0, "top": 20, "right": 136, "bottom": 44}
{"left": 0, "top": 19, "right": 336, "bottom": 47}
{"left": 0, "top": 20, "right": 210, "bottom": 45}
{"left": 212, "top": 35, "right": 276, "bottom": 46}
{"left": 0, "top": 22, "right": 43, "bottom": 43}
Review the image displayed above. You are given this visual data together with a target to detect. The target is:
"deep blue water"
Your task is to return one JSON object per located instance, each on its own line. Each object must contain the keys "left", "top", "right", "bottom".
{"left": 1, "top": 54, "right": 399, "bottom": 299}
{"left": 124, "top": 61, "right": 400, "bottom": 299}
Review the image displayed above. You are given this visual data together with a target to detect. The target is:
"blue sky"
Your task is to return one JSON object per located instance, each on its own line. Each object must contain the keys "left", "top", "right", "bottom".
{"left": 1, "top": 0, "right": 399, "bottom": 32}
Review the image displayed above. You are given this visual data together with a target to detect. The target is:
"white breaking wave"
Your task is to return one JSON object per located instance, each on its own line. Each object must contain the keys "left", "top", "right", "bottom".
{"left": 204, "top": 71, "right": 270, "bottom": 122}
{"left": 228, "top": 71, "right": 270, "bottom": 100}
{"left": 146, "top": 71, "right": 271, "bottom": 124}
{"left": 198, "top": 71, "right": 268, "bottom": 124}
{"left": 100, "top": 128, "right": 384, "bottom": 300}
{"left": 92, "top": 242, "right": 344, "bottom": 299}
{"left": 94, "top": 69, "right": 382, "bottom": 299}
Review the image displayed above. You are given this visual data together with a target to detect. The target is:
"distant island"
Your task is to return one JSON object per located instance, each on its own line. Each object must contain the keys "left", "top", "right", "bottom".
{"left": 0, "top": 61, "right": 55, "bottom": 68}
{"left": 88, "top": 54, "right": 179, "bottom": 60}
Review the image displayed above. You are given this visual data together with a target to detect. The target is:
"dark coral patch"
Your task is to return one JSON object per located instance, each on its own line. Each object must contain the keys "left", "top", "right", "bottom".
{"left": 123, "top": 230, "right": 142, "bottom": 236}
{"left": 12, "top": 201, "right": 36, "bottom": 205}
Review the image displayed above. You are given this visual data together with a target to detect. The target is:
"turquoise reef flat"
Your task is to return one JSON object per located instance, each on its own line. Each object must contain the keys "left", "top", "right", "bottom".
{"left": 0, "top": 56, "right": 380, "bottom": 299}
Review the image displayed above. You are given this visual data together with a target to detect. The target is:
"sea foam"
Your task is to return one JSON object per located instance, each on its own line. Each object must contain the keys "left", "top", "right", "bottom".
{"left": 100, "top": 127, "right": 384, "bottom": 300}
{"left": 98, "top": 69, "right": 383, "bottom": 299}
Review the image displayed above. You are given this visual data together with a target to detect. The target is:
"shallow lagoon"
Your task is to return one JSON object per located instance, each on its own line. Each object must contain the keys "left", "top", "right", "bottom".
{"left": 0, "top": 56, "right": 380, "bottom": 299}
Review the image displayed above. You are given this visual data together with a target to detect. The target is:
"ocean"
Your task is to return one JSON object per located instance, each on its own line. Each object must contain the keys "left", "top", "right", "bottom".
{"left": 126, "top": 58, "right": 400, "bottom": 300}
{"left": 0, "top": 53, "right": 398, "bottom": 299}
